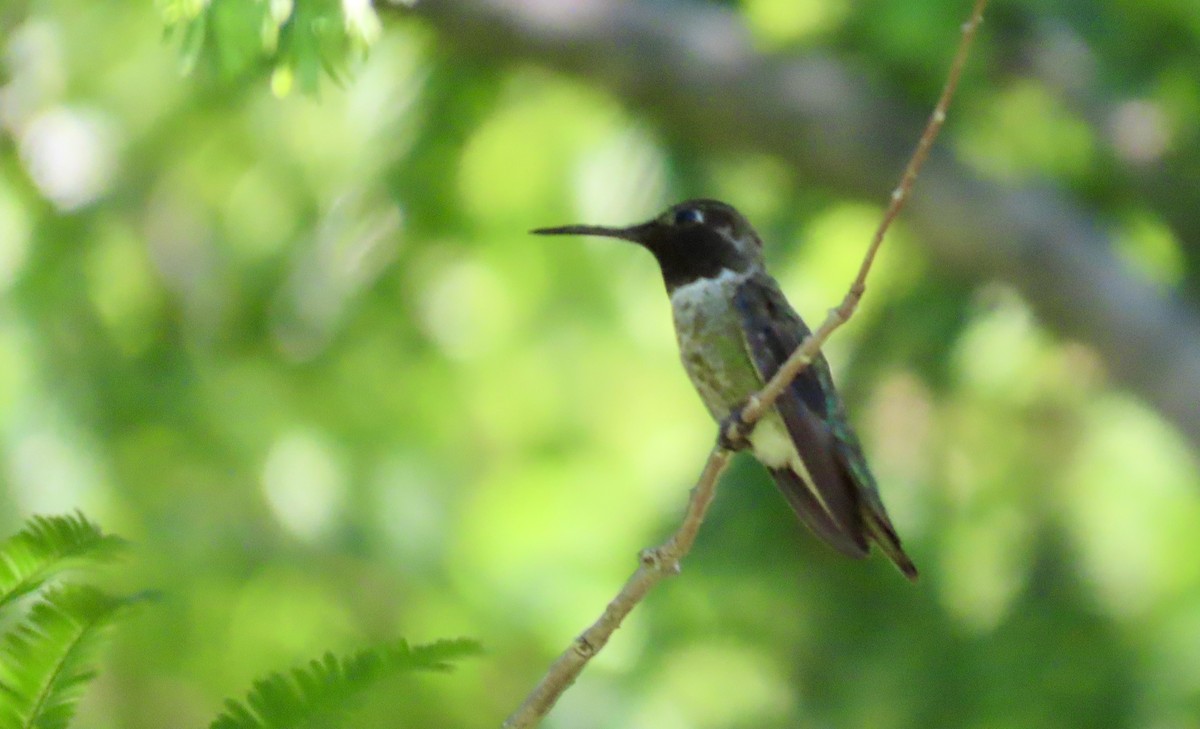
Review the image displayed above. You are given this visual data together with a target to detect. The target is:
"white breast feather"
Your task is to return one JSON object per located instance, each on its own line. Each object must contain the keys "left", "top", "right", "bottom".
{"left": 668, "top": 267, "right": 748, "bottom": 309}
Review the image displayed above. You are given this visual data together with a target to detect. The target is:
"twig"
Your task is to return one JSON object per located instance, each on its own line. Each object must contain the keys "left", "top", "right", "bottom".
{"left": 504, "top": 2, "right": 988, "bottom": 727}
{"left": 502, "top": 449, "right": 732, "bottom": 729}
{"left": 742, "top": 0, "right": 988, "bottom": 424}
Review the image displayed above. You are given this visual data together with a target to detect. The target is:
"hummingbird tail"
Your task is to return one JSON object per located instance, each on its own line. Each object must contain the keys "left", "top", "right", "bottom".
{"left": 768, "top": 467, "right": 868, "bottom": 559}
{"left": 864, "top": 511, "right": 919, "bottom": 582}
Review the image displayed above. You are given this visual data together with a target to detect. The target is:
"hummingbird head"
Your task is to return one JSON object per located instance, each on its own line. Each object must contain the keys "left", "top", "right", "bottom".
{"left": 533, "top": 199, "right": 765, "bottom": 292}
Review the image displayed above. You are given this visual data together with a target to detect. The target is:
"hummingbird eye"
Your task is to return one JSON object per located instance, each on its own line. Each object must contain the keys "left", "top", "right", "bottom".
{"left": 672, "top": 208, "right": 704, "bottom": 225}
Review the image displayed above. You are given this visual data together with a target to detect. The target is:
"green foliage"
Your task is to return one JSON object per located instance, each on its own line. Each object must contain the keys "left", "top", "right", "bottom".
{"left": 0, "top": 514, "right": 480, "bottom": 729}
{"left": 0, "top": 513, "right": 136, "bottom": 729}
{"left": 0, "top": 587, "right": 136, "bottom": 729}
{"left": 158, "top": 0, "right": 381, "bottom": 93}
{"left": 212, "top": 639, "right": 482, "bottom": 729}
{"left": 0, "top": 513, "right": 126, "bottom": 612}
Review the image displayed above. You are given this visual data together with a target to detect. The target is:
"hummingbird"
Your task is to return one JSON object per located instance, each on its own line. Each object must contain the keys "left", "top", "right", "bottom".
{"left": 534, "top": 199, "right": 917, "bottom": 580}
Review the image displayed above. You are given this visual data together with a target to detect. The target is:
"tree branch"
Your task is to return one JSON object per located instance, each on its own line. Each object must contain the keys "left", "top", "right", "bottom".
{"left": 499, "top": 3, "right": 988, "bottom": 726}
{"left": 408, "top": 0, "right": 1200, "bottom": 450}
{"left": 501, "top": 448, "right": 731, "bottom": 729}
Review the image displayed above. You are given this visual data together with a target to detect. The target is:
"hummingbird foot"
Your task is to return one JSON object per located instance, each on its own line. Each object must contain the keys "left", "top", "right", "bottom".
{"left": 718, "top": 407, "right": 754, "bottom": 452}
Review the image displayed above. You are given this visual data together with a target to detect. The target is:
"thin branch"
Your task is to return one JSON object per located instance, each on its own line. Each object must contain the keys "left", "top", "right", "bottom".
{"left": 503, "top": 2, "right": 988, "bottom": 727}
{"left": 502, "top": 449, "right": 732, "bottom": 729}
{"left": 741, "top": 0, "right": 987, "bottom": 425}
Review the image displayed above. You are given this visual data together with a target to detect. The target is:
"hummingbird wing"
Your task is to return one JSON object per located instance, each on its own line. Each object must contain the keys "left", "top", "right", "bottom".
{"left": 733, "top": 275, "right": 917, "bottom": 578}
{"left": 732, "top": 277, "right": 867, "bottom": 554}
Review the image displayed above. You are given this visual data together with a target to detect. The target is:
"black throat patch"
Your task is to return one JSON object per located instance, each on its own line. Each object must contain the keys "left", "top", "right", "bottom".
{"left": 649, "top": 226, "right": 749, "bottom": 293}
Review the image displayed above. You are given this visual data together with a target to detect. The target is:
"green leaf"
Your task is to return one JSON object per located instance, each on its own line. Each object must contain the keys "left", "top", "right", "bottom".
{"left": 0, "top": 514, "right": 127, "bottom": 611}
{"left": 0, "top": 586, "right": 136, "bottom": 729}
{"left": 211, "top": 638, "right": 483, "bottom": 729}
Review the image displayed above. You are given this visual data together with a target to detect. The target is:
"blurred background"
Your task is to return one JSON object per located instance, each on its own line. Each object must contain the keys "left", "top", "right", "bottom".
{"left": 2, "top": 0, "right": 1200, "bottom": 726}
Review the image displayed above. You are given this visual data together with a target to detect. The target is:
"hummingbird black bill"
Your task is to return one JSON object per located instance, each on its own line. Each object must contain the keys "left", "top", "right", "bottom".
{"left": 531, "top": 223, "right": 651, "bottom": 243}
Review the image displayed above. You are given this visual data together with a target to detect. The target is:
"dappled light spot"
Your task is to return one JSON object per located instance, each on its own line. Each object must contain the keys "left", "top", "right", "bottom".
{"left": 341, "top": 0, "right": 381, "bottom": 48}
{"left": 573, "top": 125, "right": 668, "bottom": 227}
{"left": 222, "top": 167, "right": 298, "bottom": 262}
{"left": 19, "top": 106, "right": 118, "bottom": 211}
{"left": 743, "top": 0, "right": 849, "bottom": 48}
{"left": 957, "top": 80, "right": 1095, "bottom": 182}
{"left": 705, "top": 154, "right": 794, "bottom": 226}
{"left": 518, "top": 0, "right": 609, "bottom": 30}
{"left": 449, "top": 453, "right": 661, "bottom": 641}
{"left": 458, "top": 76, "right": 619, "bottom": 221}
{"left": 865, "top": 373, "right": 934, "bottom": 532}
{"left": 369, "top": 454, "right": 448, "bottom": 568}
{"left": 85, "top": 222, "right": 165, "bottom": 356}
{"left": 1114, "top": 210, "right": 1185, "bottom": 289}
{"left": 416, "top": 257, "right": 515, "bottom": 360}
{"left": 0, "top": 20, "right": 67, "bottom": 132}
{"left": 9, "top": 427, "right": 101, "bottom": 515}
{"left": 269, "top": 65, "right": 294, "bottom": 99}
{"left": 271, "top": 193, "right": 401, "bottom": 362}
{"left": 143, "top": 184, "right": 225, "bottom": 337}
{"left": 1108, "top": 99, "right": 1170, "bottom": 164}
{"left": 261, "top": 430, "right": 346, "bottom": 542}
{"left": 634, "top": 642, "right": 792, "bottom": 728}
{"left": 938, "top": 508, "right": 1032, "bottom": 632}
{"left": 953, "top": 288, "right": 1050, "bottom": 404}
{"left": 1061, "top": 395, "right": 1200, "bottom": 617}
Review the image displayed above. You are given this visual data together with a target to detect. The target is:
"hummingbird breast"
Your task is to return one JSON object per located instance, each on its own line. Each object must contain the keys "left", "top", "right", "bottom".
{"left": 670, "top": 267, "right": 803, "bottom": 474}
{"left": 670, "top": 268, "right": 765, "bottom": 421}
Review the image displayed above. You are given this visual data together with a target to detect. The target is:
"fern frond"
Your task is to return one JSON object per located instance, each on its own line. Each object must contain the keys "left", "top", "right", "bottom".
{"left": 0, "top": 586, "right": 136, "bottom": 729}
{"left": 211, "top": 638, "right": 482, "bottom": 729}
{"left": 0, "top": 513, "right": 127, "bottom": 610}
